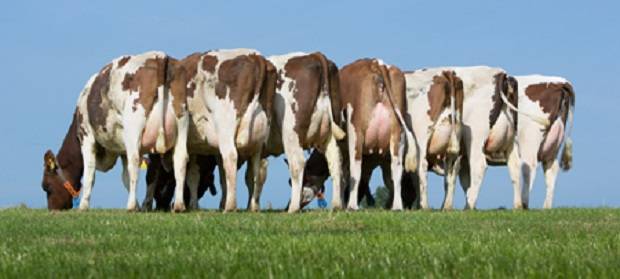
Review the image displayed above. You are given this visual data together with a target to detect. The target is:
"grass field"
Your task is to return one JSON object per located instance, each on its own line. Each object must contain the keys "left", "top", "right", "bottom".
{"left": 0, "top": 208, "right": 618, "bottom": 278}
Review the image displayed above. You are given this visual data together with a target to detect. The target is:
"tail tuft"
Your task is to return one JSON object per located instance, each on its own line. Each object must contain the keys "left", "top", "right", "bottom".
{"left": 560, "top": 138, "right": 573, "bottom": 171}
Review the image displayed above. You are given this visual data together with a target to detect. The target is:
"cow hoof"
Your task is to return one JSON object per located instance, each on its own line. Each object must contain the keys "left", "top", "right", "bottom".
{"left": 346, "top": 206, "right": 359, "bottom": 211}
{"left": 441, "top": 206, "right": 454, "bottom": 212}
{"left": 78, "top": 201, "right": 90, "bottom": 211}
{"left": 173, "top": 203, "right": 186, "bottom": 213}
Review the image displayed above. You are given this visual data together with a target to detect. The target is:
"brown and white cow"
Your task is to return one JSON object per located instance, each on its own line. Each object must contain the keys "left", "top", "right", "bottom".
{"left": 249, "top": 52, "right": 346, "bottom": 213}
{"left": 298, "top": 149, "right": 418, "bottom": 209}
{"left": 339, "top": 59, "right": 417, "bottom": 210}
{"left": 405, "top": 69, "right": 464, "bottom": 210}
{"left": 456, "top": 66, "right": 520, "bottom": 209}
{"left": 176, "top": 49, "right": 276, "bottom": 212}
{"left": 41, "top": 51, "right": 190, "bottom": 211}
{"left": 514, "top": 75, "right": 574, "bottom": 209}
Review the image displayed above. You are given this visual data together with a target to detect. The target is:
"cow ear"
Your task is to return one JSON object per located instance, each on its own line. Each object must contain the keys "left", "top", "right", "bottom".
{"left": 44, "top": 150, "right": 58, "bottom": 173}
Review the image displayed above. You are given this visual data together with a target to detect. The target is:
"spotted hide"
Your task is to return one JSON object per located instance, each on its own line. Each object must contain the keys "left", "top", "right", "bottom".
{"left": 513, "top": 75, "right": 575, "bottom": 209}
{"left": 405, "top": 69, "right": 464, "bottom": 210}
{"left": 41, "top": 51, "right": 190, "bottom": 211}
{"left": 177, "top": 49, "right": 276, "bottom": 212}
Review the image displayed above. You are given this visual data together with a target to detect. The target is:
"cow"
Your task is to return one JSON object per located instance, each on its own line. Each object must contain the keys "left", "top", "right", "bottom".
{"left": 142, "top": 154, "right": 217, "bottom": 211}
{"left": 450, "top": 66, "right": 520, "bottom": 209}
{"left": 41, "top": 51, "right": 190, "bottom": 211}
{"left": 298, "top": 149, "right": 418, "bottom": 209}
{"left": 514, "top": 75, "right": 574, "bottom": 209}
{"left": 405, "top": 69, "right": 464, "bottom": 210}
{"left": 175, "top": 49, "right": 277, "bottom": 212}
{"left": 242, "top": 52, "right": 347, "bottom": 213}
{"left": 339, "top": 59, "right": 418, "bottom": 211}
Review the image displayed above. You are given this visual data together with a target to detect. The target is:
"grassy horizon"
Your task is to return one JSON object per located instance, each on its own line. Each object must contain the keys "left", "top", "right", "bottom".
{"left": 1, "top": 208, "right": 619, "bottom": 278}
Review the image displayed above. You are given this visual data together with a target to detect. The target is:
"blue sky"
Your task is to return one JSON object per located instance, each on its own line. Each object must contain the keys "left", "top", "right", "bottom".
{"left": 1, "top": 0, "right": 617, "bottom": 209}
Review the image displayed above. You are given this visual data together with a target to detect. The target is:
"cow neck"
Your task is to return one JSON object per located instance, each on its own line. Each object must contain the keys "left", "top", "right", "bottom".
{"left": 55, "top": 111, "right": 84, "bottom": 191}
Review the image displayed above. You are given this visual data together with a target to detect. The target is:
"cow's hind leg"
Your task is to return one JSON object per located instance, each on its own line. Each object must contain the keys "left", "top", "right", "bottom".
{"left": 220, "top": 145, "right": 238, "bottom": 212}
{"left": 542, "top": 160, "right": 560, "bottom": 209}
{"left": 507, "top": 145, "right": 523, "bottom": 209}
{"left": 247, "top": 153, "right": 267, "bottom": 212}
{"left": 441, "top": 155, "right": 460, "bottom": 211}
{"left": 389, "top": 135, "right": 404, "bottom": 211}
{"left": 323, "top": 135, "right": 344, "bottom": 210}
{"left": 285, "top": 142, "right": 306, "bottom": 213}
{"left": 464, "top": 149, "right": 487, "bottom": 210}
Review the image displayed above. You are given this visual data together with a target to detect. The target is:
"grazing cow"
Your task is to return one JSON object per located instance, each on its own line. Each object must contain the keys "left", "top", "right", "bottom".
{"left": 298, "top": 149, "right": 418, "bottom": 209}
{"left": 252, "top": 52, "right": 346, "bottom": 213}
{"left": 339, "top": 59, "right": 417, "bottom": 210}
{"left": 177, "top": 49, "right": 276, "bottom": 212}
{"left": 143, "top": 154, "right": 217, "bottom": 211}
{"left": 41, "top": 51, "right": 190, "bottom": 211}
{"left": 405, "top": 69, "right": 464, "bottom": 210}
{"left": 514, "top": 75, "right": 574, "bottom": 209}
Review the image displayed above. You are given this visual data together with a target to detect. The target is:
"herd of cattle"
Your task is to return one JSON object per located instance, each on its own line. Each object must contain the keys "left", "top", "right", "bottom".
{"left": 40, "top": 49, "right": 575, "bottom": 212}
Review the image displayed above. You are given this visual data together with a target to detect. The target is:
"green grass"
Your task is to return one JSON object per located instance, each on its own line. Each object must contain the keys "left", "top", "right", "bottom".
{"left": 0, "top": 208, "right": 619, "bottom": 278}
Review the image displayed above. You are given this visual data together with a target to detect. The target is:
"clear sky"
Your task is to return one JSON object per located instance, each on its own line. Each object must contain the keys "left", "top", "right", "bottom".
{"left": 1, "top": 0, "right": 618, "bottom": 209}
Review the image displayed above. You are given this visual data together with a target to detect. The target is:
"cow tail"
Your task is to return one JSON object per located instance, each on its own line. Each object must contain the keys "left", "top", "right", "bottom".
{"left": 446, "top": 72, "right": 461, "bottom": 155}
{"left": 560, "top": 84, "right": 575, "bottom": 171}
{"left": 377, "top": 62, "right": 418, "bottom": 172}
{"left": 155, "top": 55, "right": 170, "bottom": 154}
{"left": 315, "top": 52, "right": 345, "bottom": 140}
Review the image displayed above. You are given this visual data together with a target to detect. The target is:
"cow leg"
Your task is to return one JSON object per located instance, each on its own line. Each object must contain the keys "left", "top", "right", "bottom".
{"left": 464, "top": 150, "right": 487, "bottom": 210}
{"left": 389, "top": 137, "right": 404, "bottom": 211}
{"left": 542, "top": 160, "right": 560, "bottom": 209}
{"left": 458, "top": 155, "right": 471, "bottom": 201}
{"left": 217, "top": 156, "right": 227, "bottom": 210}
{"left": 285, "top": 142, "right": 305, "bottom": 213}
{"left": 186, "top": 156, "right": 200, "bottom": 210}
{"left": 171, "top": 115, "right": 189, "bottom": 213}
{"left": 506, "top": 145, "right": 523, "bottom": 209}
{"left": 379, "top": 162, "right": 393, "bottom": 209}
{"left": 441, "top": 155, "right": 460, "bottom": 211}
{"left": 78, "top": 135, "right": 97, "bottom": 211}
{"left": 220, "top": 146, "right": 238, "bottom": 212}
{"left": 323, "top": 135, "right": 344, "bottom": 210}
{"left": 247, "top": 153, "right": 267, "bottom": 212}
{"left": 416, "top": 158, "right": 430, "bottom": 210}
{"left": 139, "top": 155, "right": 155, "bottom": 212}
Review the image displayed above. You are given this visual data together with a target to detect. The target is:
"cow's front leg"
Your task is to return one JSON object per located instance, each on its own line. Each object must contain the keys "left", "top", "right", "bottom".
{"left": 78, "top": 135, "right": 97, "bottom": 211}
{"left": 186, "top": 156, "right": 200, "bottom": 210}
{"left": 285, "top": 142, "right": 305, "bottom": 213}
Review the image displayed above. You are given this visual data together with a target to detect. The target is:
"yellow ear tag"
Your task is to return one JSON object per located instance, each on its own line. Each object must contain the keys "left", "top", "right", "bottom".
{"left": 47, "top": 159, "right": 55, "bottom": 169}
{"left": 140, "top": 158, "right": 148, "bottom": 170}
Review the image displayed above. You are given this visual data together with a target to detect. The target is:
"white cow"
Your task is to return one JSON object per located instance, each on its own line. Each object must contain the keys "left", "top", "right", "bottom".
{"left": 405, "top": 69, "right": 464, "bottom": 210}
{"left": 407, "top": 66, "right": 520, "bottom": 209}
{"left": 515, "top": 75, "right": 575, "bottom": 209}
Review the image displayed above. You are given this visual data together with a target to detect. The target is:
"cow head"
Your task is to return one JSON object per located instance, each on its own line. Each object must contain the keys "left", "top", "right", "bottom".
{"left": 41, "top": 150, "right": 75, "bottom": 210}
